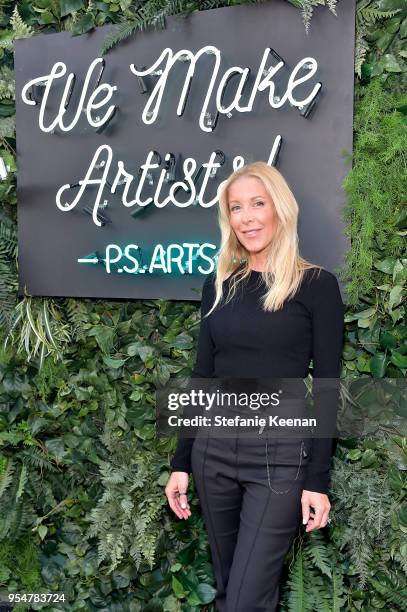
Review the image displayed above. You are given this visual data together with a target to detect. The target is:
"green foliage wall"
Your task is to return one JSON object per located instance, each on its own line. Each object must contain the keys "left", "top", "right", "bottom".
{"left": 0, "top": 1, "right": 406, "bottom": 611}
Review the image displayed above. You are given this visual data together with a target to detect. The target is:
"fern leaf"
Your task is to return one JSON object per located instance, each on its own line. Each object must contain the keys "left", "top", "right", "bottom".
{"left": 305, "top": 532, "right": 332, "bottom": 578}
{"left": 287, "top": 549, "right": 305, "bottom": 611}
{"left": 0, "top": 458, "right": 14, "bottom": 498}
{"left": 100, "top": 20, "right": 143, "bottom": 55}
{"left": 10, "top": 6, "right": 34, "bottom": 39}
{"left": 16, "top": 464, "right": 27, "bottom": 500}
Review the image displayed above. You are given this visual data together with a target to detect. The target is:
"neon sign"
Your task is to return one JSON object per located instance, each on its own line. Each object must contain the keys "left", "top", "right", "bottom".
{"left": 78, "top": 242, "right": 217, "bottom": 275}
{"left": 21, "top": 46, "right": 320, "bottom": 227}
{"left": 15, "top": 1, "right": 355, "bottom": 296}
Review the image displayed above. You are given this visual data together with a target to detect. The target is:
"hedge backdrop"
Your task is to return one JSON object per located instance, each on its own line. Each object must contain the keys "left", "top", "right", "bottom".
{"left": 0, "top": 1, "right": 406, "bottom": 611}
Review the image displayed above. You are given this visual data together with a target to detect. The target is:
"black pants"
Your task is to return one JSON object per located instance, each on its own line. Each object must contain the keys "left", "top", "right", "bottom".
{"left": 191, "top": 426, "right": 311, "bottom": 612}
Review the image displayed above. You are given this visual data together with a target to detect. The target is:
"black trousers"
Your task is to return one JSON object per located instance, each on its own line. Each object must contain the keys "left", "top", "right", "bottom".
{"left": 191, "top": 426, "right": 311, "bottom": 612}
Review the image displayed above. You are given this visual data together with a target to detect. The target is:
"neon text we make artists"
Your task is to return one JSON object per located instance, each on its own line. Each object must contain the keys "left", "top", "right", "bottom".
{"left": 21, "top": 46, "right": 320, "bottom": 134}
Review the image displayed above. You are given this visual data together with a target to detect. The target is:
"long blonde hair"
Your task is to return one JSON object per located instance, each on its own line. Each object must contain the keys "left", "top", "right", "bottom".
{"left": 205, "top": 161, "right": 322, "bottom": 317}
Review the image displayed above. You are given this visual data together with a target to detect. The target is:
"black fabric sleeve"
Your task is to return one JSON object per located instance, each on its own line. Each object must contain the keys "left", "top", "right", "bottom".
{"left": 169, "top": 274, "right": 215, "bottom": 472}
{"left": 302, "top": 271, "right": 344, "bottom": 494}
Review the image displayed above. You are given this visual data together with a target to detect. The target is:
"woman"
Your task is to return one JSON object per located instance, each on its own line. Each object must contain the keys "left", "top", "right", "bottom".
{"left": 165, "top": 161, "right": 344, "bottom": 611}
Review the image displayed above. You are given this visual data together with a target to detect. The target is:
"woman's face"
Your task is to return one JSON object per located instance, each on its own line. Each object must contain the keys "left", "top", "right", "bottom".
{"left": 227, "top": 175, "right": 277, "bottom": 258}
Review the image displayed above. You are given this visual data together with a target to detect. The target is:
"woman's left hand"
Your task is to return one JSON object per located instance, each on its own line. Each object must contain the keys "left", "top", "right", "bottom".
{"left": 301, "top": 490, "right": 331, "bottom": 532}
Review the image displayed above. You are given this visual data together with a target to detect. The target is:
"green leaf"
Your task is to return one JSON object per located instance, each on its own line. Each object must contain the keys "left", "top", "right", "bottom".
{"left": 172, "top": 575, "right": 186, "bottom": 598}
{"left": 172, "top": 332, "right": 194, "bottom": 350}
{"left": 151, "top": 360, "right": 171, "bottom": 386}
{"left": 359, "top": 324, "right": 381, "bottom": 353}
{"left": 348, "top": 449, "right": 362, "bottom": 461}
{"left": 374, "top": 257, "right": 396, "bottom": 274}
{"left": 195, "top": 583, "right": 216, "bottom": 604}
{"left": 395, "top": 208, "right": 407, "bottom": 229}
{"left": 157, "top": 471, "right": 169, "bottom": 486}
{"left": 343, "top": 343, "right": 357, "bottom": 359}
{"left": 370, "top": 353, "right": 388, "bottom": 377}
{"left": 102, "top": 355, "right": 128, "bottom": 369}
{"left": 345, "top": 307, "right": 376, "bottom": 323}
{"left": 390, "top": 307, "right": 404, "bottom": 324}
{"left": 380, "top": 331, "right": 397, "bottom": 349}
{"left": 390, "top": 352, "right": 407, "bottom": 368}
{"left": 88, "top": 325, "right": 115, "bottom": 354}
{"left": 127, "top": 342, "right": 154, "bottom": 360}
{"left": 132, "top": 373, "right": 146, "bottom": 384}
{"left": 381, "top": 53, "right": 402, "bottom": 72}
{"left": 45, "top": 438, "right": 66, "bottom": 460}
{"left": 357, "top": 353, "right": 372, "bottom": 373}
{"left": 71, "top": 13, "right": 95, "bottom": 36}
{"left": 375, "top": 31, "right": 395, "bottom": 53}
{"left": 389, "top": 286, "right": 404, "bottom": 311}
{"left": 60, "top": 0, "right": 85, "bottom": 16}
{"left": 399, "top": 504, "right": 407, "bottom": 528}
{"left": 376, "top": 1, "right": 404, "bottom": 14}
{"left": 38, "top": 524, "right": 48, "bottom": 540}
{"left": 361, "top": 449, "right": 377, "bottom": 468}
{"left": 393, "top": 259, "right": 407, "bottom": 283}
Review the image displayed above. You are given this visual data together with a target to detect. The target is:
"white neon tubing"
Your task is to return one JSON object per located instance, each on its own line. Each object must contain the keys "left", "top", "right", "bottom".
{"left": 130, "top": 46, "right": 222, "bottom": 133}
{"left": 22, "top": 57, "right": 117, "bottom": 133}
{"left": 56, "top": 144, "right": 112, "bottom": 228}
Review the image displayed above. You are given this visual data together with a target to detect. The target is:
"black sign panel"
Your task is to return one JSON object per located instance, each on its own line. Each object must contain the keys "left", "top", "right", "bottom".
{"left": 14, "top": 0, "right": 355, "bottom": 300}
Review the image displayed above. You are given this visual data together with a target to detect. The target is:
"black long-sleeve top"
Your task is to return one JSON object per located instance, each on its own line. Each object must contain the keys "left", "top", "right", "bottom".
{"left": 170, "top": 266, "right": 345, "bottom": 494}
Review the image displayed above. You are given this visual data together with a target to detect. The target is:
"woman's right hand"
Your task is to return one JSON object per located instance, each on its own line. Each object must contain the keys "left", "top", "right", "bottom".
{"left": 165, "top": 471, "right": 191, "bottom": 520}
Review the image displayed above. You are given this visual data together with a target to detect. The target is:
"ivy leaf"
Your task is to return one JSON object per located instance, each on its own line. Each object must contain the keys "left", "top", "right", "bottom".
{"left": 370, "top": 353, "right": 388, "bottom": 377}
{"left": 171, "top": 575, "right": 185, "bottom": 598}
{"left": 374, "top": 257, "right": 396, "bottom": 274}
{"left": 380, "top": 53, "right": 402, "bottom": 72}
{"left": 127, "top": 342, "right": 154, "bottom": 360}
{"left": 390, "top": 352, "right": 407, "bottom": 369}
{"left": 393, "top": 259, "right": 407, "bottom": 284}
{"left": 102, "top": 355, "right": 128, "bottom": 369}
{"left": 88, "top": 325, "right": 115, "bottom": 354}
{"left": 361, "top": 449, "right": 377, "bottom": 468}
{"left": 357, "top": 353, "right": 373, "bottom": 373}
{"left": 395, "top": 208, "right": 407, "bottom": 229}
{"left": 359, "top": 324, "right": 381, "bottom": 354}
{"left": 345, "top": 307, "right": 376, "bottom": 323}
{"left": 390, "top": 307, "right": 404, "bottom": 324}
{"left": 375, "top": 31, "right": 395, "bottom": 53}
{"left": 389, "top": 285, "right": 403, "bottom": 311}
{"left": 343, "top": 343, "right": 357, "bottom": 360}
{"left": 399, "top": 505, "right": 407, "bottom": 529}
{"left": 348, "top": 449, "right": 362, "bottom": 461}
{"left": 60, "top": 0, "right": 85, "bottom": 17}
{"left": 71, "top": 13, "right": 95, "bottom": 36}
{"left": 45, "top": 438, "right": 66, "bottom": 460}
{"left": 132, "top": 373, "right": 146, "bottom": 384}
{"left": 151, "top": 360, "right": 171, "bottom": 386}
{"left": 157, "top": 471, "right": 169, "bottom": 486}
{"left": 172, "top": 332, "right": 194, "bottom": 349}
{"left": 380, "top": 331, "right": 397, "bottom": 349}
{"left": 195, "top": 583, "right": 216, "bottom": 604}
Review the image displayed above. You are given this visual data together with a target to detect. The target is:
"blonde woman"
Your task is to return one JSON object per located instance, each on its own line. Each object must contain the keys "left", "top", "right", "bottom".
{"left": 165, "top": 161, "right": 344, "bottom": 611}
